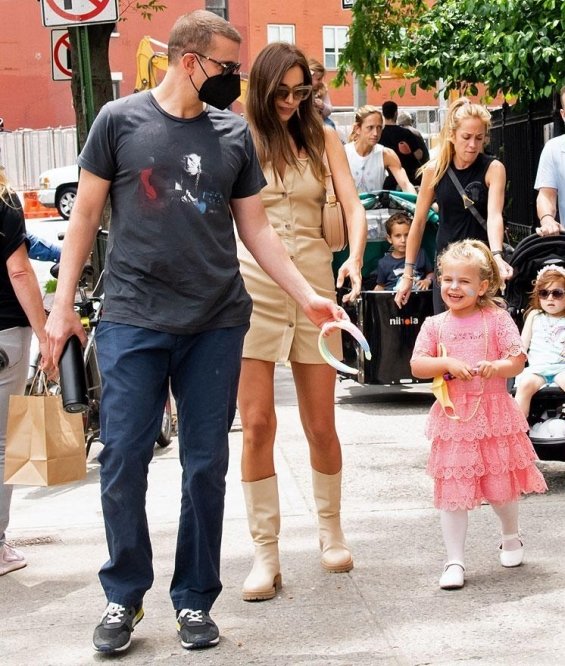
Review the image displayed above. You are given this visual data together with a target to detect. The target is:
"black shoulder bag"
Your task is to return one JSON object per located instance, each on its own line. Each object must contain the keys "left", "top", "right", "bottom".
{"left": 447, "top": 167, "right": 513, "bottom": 262}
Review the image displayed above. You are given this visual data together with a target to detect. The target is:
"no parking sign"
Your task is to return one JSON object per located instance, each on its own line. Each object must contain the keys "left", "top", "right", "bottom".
{"left": 51, "top": 30, "right": 72, "bottom": 80}
{"left": 41, "top": 0, "right": 119, "bottom": 28}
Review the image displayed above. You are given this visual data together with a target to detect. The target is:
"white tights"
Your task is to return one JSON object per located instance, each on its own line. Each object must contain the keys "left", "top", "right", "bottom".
{"left": 440, "top": 501, "right": 520, "bottom": 563}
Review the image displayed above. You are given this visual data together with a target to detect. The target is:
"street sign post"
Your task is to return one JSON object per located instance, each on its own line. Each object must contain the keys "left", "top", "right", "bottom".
{"left": 51, "top": 30, "right": 72, "bottom": 81}
{"left": 41, "top": 0, "right": 118, "bottom": 28}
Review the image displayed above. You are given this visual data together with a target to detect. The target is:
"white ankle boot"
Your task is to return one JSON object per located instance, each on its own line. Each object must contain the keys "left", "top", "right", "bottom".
{"left": 241, "top": 475, "right": 282, "bottom": 601}
{"left": 312, "top": 469, "right": 353, "bottom": 573}
{"left": 499, "top": 532, "right": 524, "bottom": 567}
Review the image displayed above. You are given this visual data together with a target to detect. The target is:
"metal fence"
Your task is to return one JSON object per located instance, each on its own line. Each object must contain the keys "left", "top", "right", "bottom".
{"left": 489, "top": 98, "right": 557, "bottom": 230}
{"left": 0, "top": 127, "right": 77, "bottom": 191}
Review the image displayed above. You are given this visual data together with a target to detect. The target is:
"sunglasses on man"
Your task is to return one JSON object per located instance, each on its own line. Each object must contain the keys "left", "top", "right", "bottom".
{"left": 192, "top": 52, "right": 241, "bottom": 77}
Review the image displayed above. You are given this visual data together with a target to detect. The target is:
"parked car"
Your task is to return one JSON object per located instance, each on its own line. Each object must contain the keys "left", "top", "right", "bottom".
{"left": 38, "top": 164, "right": 78, "bottom": 219}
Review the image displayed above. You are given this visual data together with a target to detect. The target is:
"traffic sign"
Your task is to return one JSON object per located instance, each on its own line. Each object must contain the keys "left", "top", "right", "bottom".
{"left": 51, "top": 30, "right": 72, "bottom": 81}
{"left": 41, "top": 0, "right": 119, "bottom": 28}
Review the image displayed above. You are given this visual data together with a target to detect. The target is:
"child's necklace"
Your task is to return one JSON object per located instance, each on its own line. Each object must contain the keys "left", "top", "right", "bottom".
{"left": 438, "top": 308, "right": 488, "bottom": 422}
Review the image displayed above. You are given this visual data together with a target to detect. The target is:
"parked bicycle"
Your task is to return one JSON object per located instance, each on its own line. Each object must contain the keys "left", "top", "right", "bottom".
{"left": 28, "top": 232, "right": 174, "bottom": 455}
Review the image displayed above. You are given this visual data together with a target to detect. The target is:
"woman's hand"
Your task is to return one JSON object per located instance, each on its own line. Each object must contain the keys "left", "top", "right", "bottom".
{"left": 494, "top": 254, "right": 513, "bottom": 282}
{"left": 303, "top": 295, "right": 349, "bottom": 329}
{"left": 336, "top": 256, "right": 362, "bottom": 303}
{"left": 394, "top": 275, "right": 413, "bottom": 308}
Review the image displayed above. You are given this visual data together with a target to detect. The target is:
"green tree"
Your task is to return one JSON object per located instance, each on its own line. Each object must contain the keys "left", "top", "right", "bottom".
{"left": 337, "top": 0, "right": 565, "bottom": 103}
{"left": 69, "top": 1, "right": 166, "bottom": 148}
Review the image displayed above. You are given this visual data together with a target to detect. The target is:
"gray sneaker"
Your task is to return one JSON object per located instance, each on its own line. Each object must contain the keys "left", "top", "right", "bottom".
{"left": 0, "top": 543, "right": 26, "bottom": 576}
{"left": 176, "top": 609, "right": 220, "bottom": 649}
{"left": 92, "top": 602, "right": 144, "bottom": 653}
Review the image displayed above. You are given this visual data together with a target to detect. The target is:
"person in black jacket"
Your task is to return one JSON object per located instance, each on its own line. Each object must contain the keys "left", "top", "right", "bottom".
{"left": 379, "top": 100, "right": 423, "bottom": 186}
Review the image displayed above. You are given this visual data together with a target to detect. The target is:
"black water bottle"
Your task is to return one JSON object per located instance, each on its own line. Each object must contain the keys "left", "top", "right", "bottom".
{"left": 59, "top": 335, "right": 88, "bottom": 413}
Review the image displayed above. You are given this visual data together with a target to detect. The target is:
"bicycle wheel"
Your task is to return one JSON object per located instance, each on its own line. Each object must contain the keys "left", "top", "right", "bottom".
{"left": 157, "top": 394, "right": 173, "bottom": 447}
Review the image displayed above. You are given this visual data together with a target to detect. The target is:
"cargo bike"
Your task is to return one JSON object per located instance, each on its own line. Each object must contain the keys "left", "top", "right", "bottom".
{"left": 334, "top": 191, "right": 438, "bottom": 385}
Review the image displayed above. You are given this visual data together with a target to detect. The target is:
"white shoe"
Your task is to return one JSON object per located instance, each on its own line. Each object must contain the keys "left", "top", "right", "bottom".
{"left": 439, "top": 561, "right": 465, "bottom": 589}
{"left": 499, "top": 533, "right": 524, "bottom": 568}
{"left": 0, "top": 543, "right": 27, "bottom": 575}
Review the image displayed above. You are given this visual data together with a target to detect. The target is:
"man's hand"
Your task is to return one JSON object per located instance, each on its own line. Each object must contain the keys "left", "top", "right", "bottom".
{"left": 45, "top": 304, "right": 87, "bottom": 368}
{"left": 536, "top": 216, "right": 565, "bottom": 237}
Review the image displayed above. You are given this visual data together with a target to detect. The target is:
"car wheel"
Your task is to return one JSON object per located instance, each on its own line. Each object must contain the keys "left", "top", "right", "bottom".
{"left": 56, "top": 186, "right": 77, "bottom": 219}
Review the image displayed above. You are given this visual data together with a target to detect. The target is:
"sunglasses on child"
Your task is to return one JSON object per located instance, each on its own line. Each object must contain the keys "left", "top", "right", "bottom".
{"left": 274, "top": 85, "right": 313, "bottom": 101}
{"left": 538, "top": 288, "right": 565, "bottom": 300}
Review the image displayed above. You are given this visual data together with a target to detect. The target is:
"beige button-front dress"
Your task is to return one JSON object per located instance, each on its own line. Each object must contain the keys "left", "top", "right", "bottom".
{"left": 238, "top": 158, "right": 342, "bottom": 364}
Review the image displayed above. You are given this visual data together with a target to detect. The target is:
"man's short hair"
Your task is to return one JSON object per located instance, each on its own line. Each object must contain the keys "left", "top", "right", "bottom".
{"left": 560, "top": 85, "right": 565, "bottom": 111}
{"left": 168, "top": 10, "right": 241, "bottom": 64}
{"left": 386, "top": 212, "right": 411, "bottom": 235}
{"left": 382, "top": 101, "right": 398, "bottom": 121}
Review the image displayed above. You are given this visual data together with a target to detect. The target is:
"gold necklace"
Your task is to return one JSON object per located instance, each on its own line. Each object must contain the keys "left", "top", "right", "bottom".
{"left": 438, "top": 308, "right": 488, "bottom": 422}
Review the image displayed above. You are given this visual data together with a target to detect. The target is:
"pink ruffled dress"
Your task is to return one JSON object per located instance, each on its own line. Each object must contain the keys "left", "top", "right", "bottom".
{"left": 412, "top": 306, "right": 547, "bottom": 511}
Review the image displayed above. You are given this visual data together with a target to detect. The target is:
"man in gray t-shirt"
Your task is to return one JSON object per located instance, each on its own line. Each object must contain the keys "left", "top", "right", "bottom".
{"left": 45, "top": 10, "right": 342, "bottom": 657}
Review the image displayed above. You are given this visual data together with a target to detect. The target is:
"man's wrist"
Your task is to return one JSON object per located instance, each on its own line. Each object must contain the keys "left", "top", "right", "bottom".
{"left": 539, "top": 213, "right": 555, "bottom": 223}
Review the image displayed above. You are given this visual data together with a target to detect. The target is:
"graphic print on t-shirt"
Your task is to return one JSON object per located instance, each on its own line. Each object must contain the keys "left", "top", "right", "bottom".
{"left": 138, "top": 151, "right": 224, "bottom": 217}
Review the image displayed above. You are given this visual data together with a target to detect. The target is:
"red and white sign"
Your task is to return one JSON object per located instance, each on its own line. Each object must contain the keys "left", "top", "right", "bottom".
{"left": 51, "top": 30, "right": 72, "bottom": 81}
{"left": 41, "top": 0, "right": 118, "bottom": 28}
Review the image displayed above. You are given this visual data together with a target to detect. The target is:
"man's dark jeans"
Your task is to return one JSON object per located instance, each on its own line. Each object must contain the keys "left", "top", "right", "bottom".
{"left": 95, "top": 321, "right": 248, "bottom": 612}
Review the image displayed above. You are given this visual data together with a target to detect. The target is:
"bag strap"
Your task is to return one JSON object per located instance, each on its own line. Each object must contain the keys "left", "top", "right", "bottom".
{"left": 447, "top": 167, "right": 487, "bottom": 232}
{"left": 28, "top": 369, "right": 49, "bottom": 396}
{"left": 322, "top": 152, "right": 337, "bottom": 205}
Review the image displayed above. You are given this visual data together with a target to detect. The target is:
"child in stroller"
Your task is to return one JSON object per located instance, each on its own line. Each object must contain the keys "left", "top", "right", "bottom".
{"left": 506, "top": 233, "right": 565, "bottom": 460}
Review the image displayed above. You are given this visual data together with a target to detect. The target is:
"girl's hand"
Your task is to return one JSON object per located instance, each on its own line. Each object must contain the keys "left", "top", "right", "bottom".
{"left": 474, "top": 360, "right": 497, "bottom": 379}
{"left": 394, "top": 276, "right": 413, "bottom": 308}
{"left": 445, "top": 358, "right": 476, "bottom": 381}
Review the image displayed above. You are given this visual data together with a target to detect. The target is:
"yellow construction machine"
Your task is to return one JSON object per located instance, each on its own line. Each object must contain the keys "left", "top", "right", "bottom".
{"left": 134, "top": 36, "right": 247, "bottom": 102}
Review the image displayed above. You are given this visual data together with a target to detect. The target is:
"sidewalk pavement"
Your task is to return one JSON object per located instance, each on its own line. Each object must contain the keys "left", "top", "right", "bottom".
{"left": 3, "top": 368, "right": 565, "bottom": 665}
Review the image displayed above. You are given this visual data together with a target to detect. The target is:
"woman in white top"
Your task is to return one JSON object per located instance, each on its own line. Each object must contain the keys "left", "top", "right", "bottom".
{"left": 345, "top": 105, "right": 417, "bottom": 194}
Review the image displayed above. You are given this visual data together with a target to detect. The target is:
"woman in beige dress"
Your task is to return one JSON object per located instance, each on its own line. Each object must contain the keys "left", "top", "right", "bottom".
{"left": 237, "top": 42, "right": 366, "bottom": 601}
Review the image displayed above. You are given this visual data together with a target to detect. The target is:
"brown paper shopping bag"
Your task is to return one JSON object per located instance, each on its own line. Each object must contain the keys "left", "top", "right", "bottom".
{"left": 4, "top": 393, "right": 86, "bottom": 486}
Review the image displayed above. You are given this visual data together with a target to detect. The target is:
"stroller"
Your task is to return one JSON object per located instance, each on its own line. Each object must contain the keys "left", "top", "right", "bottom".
{"left": 506, "top": 231, "right": 565, "bottom": 461}
{"left": 333, "top": 191, "right": 437, "bottom": 384}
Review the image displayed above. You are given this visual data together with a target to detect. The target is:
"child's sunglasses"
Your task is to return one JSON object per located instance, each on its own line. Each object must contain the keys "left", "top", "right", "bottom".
{"left": 538, "top": 288, "right": 565, "bottom": 300}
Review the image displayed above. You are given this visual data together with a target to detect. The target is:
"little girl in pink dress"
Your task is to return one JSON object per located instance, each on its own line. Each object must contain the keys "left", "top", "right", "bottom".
{"left": 411, "top": 239, "right": 547, "bottom": 590}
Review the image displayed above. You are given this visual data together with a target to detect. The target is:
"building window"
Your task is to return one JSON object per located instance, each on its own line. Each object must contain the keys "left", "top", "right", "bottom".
{"left": 267, "top": 24, "right": 295, "bottom": 44}
{"left": 323, "top": 26, "right": 348, "bottom": 70}
{"left": 206, "top": 0, "right": 227, "bottom": 19}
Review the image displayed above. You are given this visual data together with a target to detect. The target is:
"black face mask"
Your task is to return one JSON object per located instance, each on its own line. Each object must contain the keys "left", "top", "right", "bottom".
{"left": 192, "top": 72, "right": 241, "bottom": 110}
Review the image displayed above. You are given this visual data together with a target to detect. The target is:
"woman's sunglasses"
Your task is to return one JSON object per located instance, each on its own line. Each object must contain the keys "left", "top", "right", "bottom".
{"left": 538, "top": 288, "right": 565, "bottom": 300}
{"left": 274, "top": 85, "right": 313, "bottom": 101}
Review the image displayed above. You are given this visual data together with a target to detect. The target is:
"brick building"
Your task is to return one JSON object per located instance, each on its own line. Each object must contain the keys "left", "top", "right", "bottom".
{"left": 1, "top": 0, "right": 442, "bottom": 131}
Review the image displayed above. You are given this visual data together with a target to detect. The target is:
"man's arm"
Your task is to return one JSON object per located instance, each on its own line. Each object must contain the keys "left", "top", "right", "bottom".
{"left": 536, "top": 187, "right": 564, "bottom": 236}
{"left": 232, "top": 194, "right": 343, "bottom": 328}
{"left": 45, "top": 169, "right": 111, "bottom": 365}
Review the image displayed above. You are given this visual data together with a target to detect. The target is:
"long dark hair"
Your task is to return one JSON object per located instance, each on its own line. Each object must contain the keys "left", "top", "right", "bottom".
{"left": 246, "top": 42, "right": 325, "bottom": 183}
